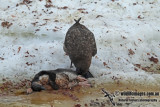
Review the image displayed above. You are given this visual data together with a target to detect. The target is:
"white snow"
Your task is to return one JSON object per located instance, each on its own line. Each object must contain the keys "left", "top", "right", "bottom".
{"left": 0, "top": 0, "right": 160, "bottom": 88}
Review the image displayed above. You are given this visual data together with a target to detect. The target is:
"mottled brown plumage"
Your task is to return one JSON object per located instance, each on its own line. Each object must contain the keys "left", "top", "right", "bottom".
{"left": 64, "top": 18, "right": 97, "bottom": 78}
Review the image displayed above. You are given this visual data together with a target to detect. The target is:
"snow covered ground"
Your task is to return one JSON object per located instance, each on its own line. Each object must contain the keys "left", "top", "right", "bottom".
{"left": 0, "top": 0, "right": 160, "bottom": 88}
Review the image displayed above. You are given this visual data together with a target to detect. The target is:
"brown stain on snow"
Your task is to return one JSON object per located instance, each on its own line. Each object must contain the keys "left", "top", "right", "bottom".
{"left": 0, "top": 82, "right": 160, "bottom": 107}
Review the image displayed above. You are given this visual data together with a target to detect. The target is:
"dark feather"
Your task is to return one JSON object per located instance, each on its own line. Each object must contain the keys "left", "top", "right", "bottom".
{"left": 64, "top": 18, "right": 97, "bottom": 77}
